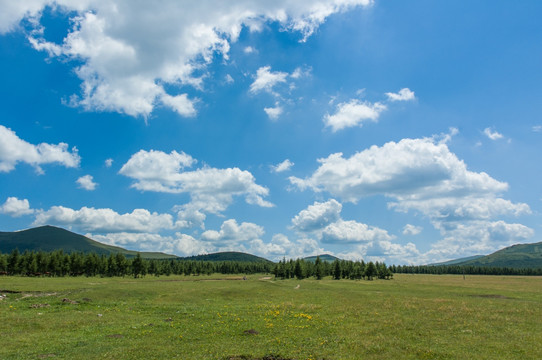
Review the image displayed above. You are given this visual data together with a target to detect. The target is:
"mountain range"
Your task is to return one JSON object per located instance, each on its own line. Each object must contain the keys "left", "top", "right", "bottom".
{"left": 1, "top": 225, "right": 541, "bottom": 268}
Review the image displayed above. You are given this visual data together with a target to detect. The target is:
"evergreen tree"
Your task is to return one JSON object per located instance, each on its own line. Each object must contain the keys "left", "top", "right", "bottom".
{"left": 364, "top": 261, "right": 377, "bottom": 280}
{"left": 314, "top": 256, "right": 323, "bottom": 280}
{"left": 131, "top": 253, "right": 145, "bottom": 278}
{"left": 7, "top": 248, "right": 21, "bottom": 275}
{"left": 333, "top": 259, "right": 341, "bottom": 280}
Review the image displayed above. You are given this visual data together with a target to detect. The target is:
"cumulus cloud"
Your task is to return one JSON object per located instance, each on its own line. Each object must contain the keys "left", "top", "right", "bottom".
{"left": 119, "top": 149, "right": 273, "bottom": 216}
{"left": 321, "top": 220, "right": 393, "bottom": 244}
{"left": 385, "top": 88, "right": 416, "bottom": 102}
{"left": 104, "top": 158, "right": 113, "bottom": 167}
{"left": 264, "top": 104, "right": 284, "bottom": 120}
{"left": 271, "top": 159, "right": 294, "bottom": 173}
{"left": 201, "top": 219, "right": 264, "bottom": 250}
{"left": 290, "top": 132, "right": 533, "bottom": 262}
{"left": 425, "top": 220, "right": 534, "bottom": 262}
{"left": 33, "top": 206, "right": 177, "bottom": 233}
{"left": 89, "top": 232, "right": 209, "bottom": 257}
{"left": 249, "top": 66, "right": 289, "bottom": 95}
{"left": 402, "top": 224, "right": 422, "bottom": 236}
{"left": 323, "top": 99, "right": 386, "bottom": 132}
{"left": 0, "top": 197, "right": 34, "bottom": 217}
{"left": 0, "top": 125, "right": 80, "bottom": 174}
{"left": 483, "top": 127, "right": 504, "bottom": 140}
{"left": 76, "top": 175, "right": 97, "bottom": 191}
{"left": 291, "top": 199, "right": 342, "bottom": 232}
{"left": 243, "top": 46, "right": 256, "bottom": 54}
{"left": 2, "top": 1, "right": 372, "bottom": 118}
{"left": 289, "top": 134, "right": 510, "bottom": 203}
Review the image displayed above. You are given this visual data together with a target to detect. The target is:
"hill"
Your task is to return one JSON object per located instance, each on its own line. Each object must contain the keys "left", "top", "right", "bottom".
{"left": 0, "top": 225, "right": 177, "bottom": 259}
{"left": 304, "top": 254, "right": 340, "bottom": 263}
{"left": 429, "top": 255, "right": 484, "bottom": 266}
{"left": 437, "top": 242, "right": 542, "bottom": 269}
{"left": 178, "top": 251, "right": 273, "bottom": 263}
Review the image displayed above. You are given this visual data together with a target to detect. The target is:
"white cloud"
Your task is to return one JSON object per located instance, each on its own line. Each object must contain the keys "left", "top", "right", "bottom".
{"left": 402, "top": 224, "right": 422, "bottom": 236}
{"left": 484, "top": 127, "right": 504, "bottom": 140}
{"left": 76, "top": 175, "right": 97, "bottom": 191}
{"left": 224, "top": 74, "right": 234, "bottom": 84}
{"left": 271, "top": 159, "right": 294, "bottom": 173}
{"left": 104, "top": 158, "right": 113, "bottom": 167}
{"left": 201, "top": 219, "right": 264, "bottom": 250}
{"left": 264, "top": 104, "right": 284, "bottom": 120}
{"left": 0, "top": 125, "right": 80, "bottom": 173}
{"left": 3, "top": 1, "right": 372, "bottom": 118}
{"left": 425, "top": 220, "right": 534, "bottom": 263}
{"left": 532, "top": 125, "right": 542, "bottom": 133}
{"left": 249, "top": 66, "right": 289, "bottom": 95}
{"left": 343, "top": 240, "right": 421, "bottom": 264}
{"left": 89, "top": 231, "right": 209, "bottom": 257}
{"left": 0, "top": 197, "right": 34, "bottom": 217}
{"left": 290, "top": 132, "right": 533, "bottom": 263}
{"left": 322, "top": 220, "right": 393, "bottom": 244}
{"left": 291, "top": 199, "right": 342, "bottom": 232}
{"left": 119, "top": 149, "right": 273, "bottom": 215}
{"left": 385, "top": 88, "right": 416, "bottom": 102}
{"left": 34, "top": 206, "right": 177, "bottom": 233}
{"left": 243, "top": 46, "right": 255, "bottom": 54}
{"left": 289, "top": 134, "right": 509, "bottom": 203}
{"left": 323, "top": 99, "right": 386, "bottom": 132}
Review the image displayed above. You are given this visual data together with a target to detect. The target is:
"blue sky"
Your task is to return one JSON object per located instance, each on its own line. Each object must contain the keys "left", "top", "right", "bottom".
{"left": 1, "top": 1, "right": 541, "bottom": 264}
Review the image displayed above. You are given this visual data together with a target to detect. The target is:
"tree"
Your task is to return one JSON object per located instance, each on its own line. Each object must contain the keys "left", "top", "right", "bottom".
{"left": 7, "top": 248, "right": 21, "bottom": 275}
{"left": 314, "top": 256, "right": 323, "bottom": 280}
{"left": 364, "top": 261, "right": 377, "bottom": 280}
{"left": 294, "top": 259, "right": 304, "bottom": 280}
{"left": 333, "top": 260, "right": 341, "bottom": 280}
{"left": 131, "top": 253, "right": 145, "bottom": 278}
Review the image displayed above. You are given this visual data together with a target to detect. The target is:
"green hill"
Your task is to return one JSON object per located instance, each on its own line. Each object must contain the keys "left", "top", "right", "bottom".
{"left": 178, "top": 251, "right": 273, "bottom": 263}
{"left": 0, "top": 225, "right": 177, "bottom": 259}
{"left": 429, "top": 255, "right": 484, "bottom": 266}
{"left": 455, "top": 242, "right": 542, "bottom": 269}
{"left": 304, "top": 254, "right": 340, "bottom": 263}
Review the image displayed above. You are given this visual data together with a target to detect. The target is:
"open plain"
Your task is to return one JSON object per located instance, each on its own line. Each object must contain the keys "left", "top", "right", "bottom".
{"left": 1, "top": 274, "right": 541, "bottom": 359}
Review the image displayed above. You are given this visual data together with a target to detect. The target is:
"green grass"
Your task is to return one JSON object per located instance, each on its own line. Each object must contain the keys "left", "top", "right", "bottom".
{"left": 1, "top": 274, "right": 541, "bottom": 359}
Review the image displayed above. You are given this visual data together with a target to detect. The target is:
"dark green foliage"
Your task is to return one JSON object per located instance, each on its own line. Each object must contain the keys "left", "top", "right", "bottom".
{"left": 394, "top": 264, "right": 542, "bottom": 276}
{"left": 0, "top": 250, "right": 274, "bottom": 277}
{"left": 272, "top": 257, "right": 391, "bottom": 281}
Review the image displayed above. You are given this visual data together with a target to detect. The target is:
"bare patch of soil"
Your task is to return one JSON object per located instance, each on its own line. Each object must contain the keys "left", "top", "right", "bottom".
{"left": 30, "top": 303, "right": 50, "bottom": 308}
{"left": 225, "top": 355, "right": 293, "bottom": 360}
{"left": 470, "top": 294, "right": 513, "bottom": 299}
{"left": 243, "top": 329, "right": 259, "bottom": 335}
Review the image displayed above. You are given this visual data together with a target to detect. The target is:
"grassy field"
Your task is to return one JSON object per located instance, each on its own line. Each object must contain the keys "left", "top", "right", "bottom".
{"left": 1, "top": 274, "right": 541, "bottom": 359}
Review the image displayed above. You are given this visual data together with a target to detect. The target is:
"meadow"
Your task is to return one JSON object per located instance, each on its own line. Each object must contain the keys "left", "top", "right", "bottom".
{"left": 1, "top": 274, "right": 541, "bottom": 359}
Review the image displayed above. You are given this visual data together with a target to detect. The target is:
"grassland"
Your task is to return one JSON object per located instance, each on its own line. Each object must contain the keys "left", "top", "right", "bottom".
{"left": 1, "top": 274, "right": 541, "bottom": 359}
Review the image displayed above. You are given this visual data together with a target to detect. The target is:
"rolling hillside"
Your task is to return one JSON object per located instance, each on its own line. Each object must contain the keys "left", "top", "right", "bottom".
{"left": 455, "top": 242, "right": 542, "bottom": 269}
{"left": 0, "top": 225, "right": 177, "bottom": 259}
{"left": 304, "top": 254, "right": 340, "bottom": 263}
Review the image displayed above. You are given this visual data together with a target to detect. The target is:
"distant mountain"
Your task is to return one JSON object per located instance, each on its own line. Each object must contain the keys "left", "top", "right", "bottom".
{"left": 429, "top": 255, "right": 485, "bottom": 266}
{"left": 0, "top": 225, "right": 177, "bottom": 259}
{"left": 179, "top": 251, "right": 273, "bottom": 263}
{"left": 304, "top": 254, "right": 340, "bottom": 263}
{"left": 435, "top": 242, "right": 542, "bottom": 269}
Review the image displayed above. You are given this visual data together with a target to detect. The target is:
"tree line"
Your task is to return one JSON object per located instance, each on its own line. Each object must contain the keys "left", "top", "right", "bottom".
{"left": 391, "top": 264, "right": 542, "bottom": 276}
{"left": 273, "top": 257, "right": 393, "bottom": 280}
{"left": 0, "top": 249, "right": 273, "bottom": 278}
